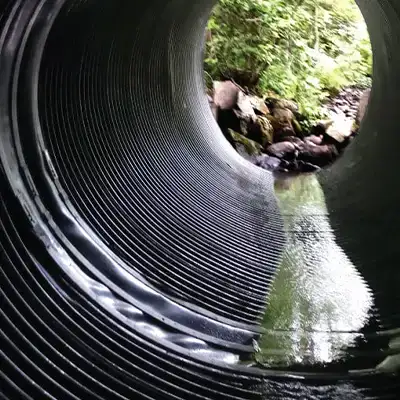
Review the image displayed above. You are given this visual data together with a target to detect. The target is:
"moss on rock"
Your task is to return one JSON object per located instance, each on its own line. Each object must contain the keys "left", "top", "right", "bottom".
{"left": 228, "top": 129, "right": 263, "bottom": 156}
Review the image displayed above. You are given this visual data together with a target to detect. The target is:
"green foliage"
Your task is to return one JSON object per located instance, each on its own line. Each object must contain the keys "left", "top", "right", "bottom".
{"left": 204, "top": 0, "right": 372, "bottom": 120}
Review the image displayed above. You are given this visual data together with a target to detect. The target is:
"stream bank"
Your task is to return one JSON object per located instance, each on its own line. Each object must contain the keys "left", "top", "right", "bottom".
{"left": 209, "top": 81, "right": 370, "bottom": 173}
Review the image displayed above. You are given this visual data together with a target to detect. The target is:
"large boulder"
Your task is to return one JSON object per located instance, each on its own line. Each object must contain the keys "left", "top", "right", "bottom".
{"left": 264, "top": 115, "right": 294, "bottom": 142}
{"left": 324, "top": 117, "right": 354, "bottom": 144}
{"left": 228, "top": 129, "right": 263, "bottom": 157}
{"left": 236, "top": 91, "right": 270, "bottom": 119}
{"left": 304, "top": 135, "right": 323, "bottom": 146}
{"left": 274, "top": 99, "right": 299, "bottom": 114}
{"left": 272, "top": 107, "right": 294, "bottom": 124}
{"left": 275, "top": 126, "right": 297, "bottom": 142}
{"left": 237, "top": 90, "right": 257, "bottom": 119}
{"left": 246, "top": 116, "right": 274, "bottom": 147}
{"left": 276, "top": 136, "right": 304, "bottom": 145}
{"left": 310, "top": 120, "right": 334, "bottom": 137}
{"left": 266, "top": 142, "right": 297, "bottom": 161}
{"left": 297, "top": 143, "right": 339, "bottom": 167}
{"left": 255, "top": 154, "right": 282, "bottom": 171}
{"left": 249, "top": 96, "right": 270, "bottom": 116}
{"left": 213, "top": 81, "right": 240, "bottom": 110}
{"left": 265, "top": 98, "right": 299, "bottom": 114}
{"left": 270, "top": 108, "right": 296, "bottom": 140}
{"left": 292, "top": 118, "right": 304, "bottom": 138}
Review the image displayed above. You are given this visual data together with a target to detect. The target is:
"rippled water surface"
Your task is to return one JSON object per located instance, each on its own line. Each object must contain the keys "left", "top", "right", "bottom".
{"left": 255, "top": 174, "right": 399, "bottom": 374}
{"left": 250, "top": 174, "right": 400, "bottom": 398}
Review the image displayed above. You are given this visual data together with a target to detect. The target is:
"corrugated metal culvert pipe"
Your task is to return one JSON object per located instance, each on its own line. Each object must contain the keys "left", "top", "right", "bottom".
{"left": 0, "top": 0, "right": 399, "bottom": 398}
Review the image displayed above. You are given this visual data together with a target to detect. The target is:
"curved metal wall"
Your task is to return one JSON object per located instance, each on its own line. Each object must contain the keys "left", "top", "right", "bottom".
{"left": 0, "top": 0, "right": 399, "bottom": 399}
{"left": 322, "top": 0, "right": 400, "bottom": 332}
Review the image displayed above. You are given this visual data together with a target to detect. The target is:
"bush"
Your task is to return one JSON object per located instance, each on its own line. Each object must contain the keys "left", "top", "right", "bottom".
{"left": 204, "top": 0, "right": 372, "bottom": 121}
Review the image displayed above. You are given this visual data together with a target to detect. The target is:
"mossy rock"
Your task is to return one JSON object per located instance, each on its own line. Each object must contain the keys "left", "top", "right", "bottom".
{"left": 272, "top": 108, "right": 294, "bottom": 124}
{"left": 228, "top": 129, "right": 263, "bottom": 156}
{"left": 265, "top": 98, "right": 299, "bottom": 114}
{"left": 246, "top": 116, "right": 274, "bottom": 147}
{"left": 292, "top": 118, "right": 304, "bottom": 138}
{"left": 265, "top": 114, "right": 286, "bottom": 133}
{"left": 274, "top": 99, "right": 299, "bottom": 113}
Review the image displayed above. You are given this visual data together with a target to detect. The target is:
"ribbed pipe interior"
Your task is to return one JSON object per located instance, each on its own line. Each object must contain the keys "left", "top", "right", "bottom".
{"left": 1, "top": 0, "right": 400, "bottom": 399}
{"left": 34, "top": 0, "right": 284, "bottom": 325}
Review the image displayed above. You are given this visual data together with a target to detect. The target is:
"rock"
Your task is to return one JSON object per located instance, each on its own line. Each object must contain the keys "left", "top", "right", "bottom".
{"left": 265, "top": 114, "right": 281, "bottom": 132}
{"left": 246, "top": 116, "right": 274, "bottom": 147}
{"left": 272, "top": 107, "right": 294, "bottom": 124}
{"left": 324, "top": 117, "right": 354, "bottom": 144}
{"left": 228, "top": 129, "right": 263, "bottom": 157}
{"left": 292, "top": 118, "right": 304, "bottom": 138}
{"left": 265, "top": 98, "right": 299, "bottom": 113}
{"left": 213, "top": 81, "right": 239, "bottom": 110}
{"left": 237, "top": 91, "right": 257, "bottom": 119}
{"left": 297, "top": 143, "right": 339, "bottom": 167}
{"left": 255, "top": 154, "right": 282, "bottom": 171}
{"left": 310, "top": 120, "right": 334, "bottom": 136}
{"left": 231, "top": 109, "right": 255, "bottom": 136}
{"left": 267, "top": 108, "right": 295, "bottom": 142}
{"left": 264, "top": 97, "right": 277, "bottom": 110}
{"left": 356, "top": 88, "right": 371, "bottom": 125}
{"left": 271, "top": 108, "right": 296, "bottom": 141}
{"left": 249, "top": 96, "right": 270, "bottom": 116}
{"left": 296, "top": 160, "right": 320, "bottom": 173}
{"left": 278, "top": 159, "right": 291, "bottom": 170}
{"left": 274, "top": 99, "right": 299, "bottom": 113}
{"left": 276, "top": 136, "right": 303, "bottom": 145}
{"left": 274, "top": 126, "right": 296, "bottom": 142}
{"left": 266, "top": 142, "right": 297, "bottom": 161}
{"left": 324, "top": 85, "right": 371, "bottom": 137}
{"left": 304, "top": 135, "right": 323, "bottom": 146}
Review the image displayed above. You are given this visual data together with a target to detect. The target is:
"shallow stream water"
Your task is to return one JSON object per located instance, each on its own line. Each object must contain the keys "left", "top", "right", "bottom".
{"left": 255, "top": 174, "right": 399, "bottom": 376}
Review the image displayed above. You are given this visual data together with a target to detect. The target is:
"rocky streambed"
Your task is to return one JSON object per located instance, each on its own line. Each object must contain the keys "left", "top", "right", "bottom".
{"left": 209, "top": 81, "right": 370, "bottom": 173}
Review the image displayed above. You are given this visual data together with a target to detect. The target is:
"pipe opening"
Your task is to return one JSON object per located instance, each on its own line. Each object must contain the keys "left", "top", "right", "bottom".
{"left": 204, "top": 0, "right": 373, "bottom": 175}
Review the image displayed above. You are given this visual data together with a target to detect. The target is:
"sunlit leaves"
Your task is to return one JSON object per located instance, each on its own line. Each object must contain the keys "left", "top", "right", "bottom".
{"left": 204, "top": 0, "right": 372, "bottom": 120}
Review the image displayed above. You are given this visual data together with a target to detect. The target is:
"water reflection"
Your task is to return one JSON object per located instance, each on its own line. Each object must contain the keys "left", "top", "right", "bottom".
{"left": 256, "top": 174, "right": 374, "bottom": 367}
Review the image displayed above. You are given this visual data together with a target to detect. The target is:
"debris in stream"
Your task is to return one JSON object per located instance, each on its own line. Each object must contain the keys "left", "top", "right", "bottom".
{"left": 209, "top": 80, "right": 370, "bottom": 173}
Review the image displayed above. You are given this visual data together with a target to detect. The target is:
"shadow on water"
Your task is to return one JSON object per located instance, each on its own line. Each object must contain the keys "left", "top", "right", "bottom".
{"left": 255, "top": 173, "right": 400, "bottom": 373}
